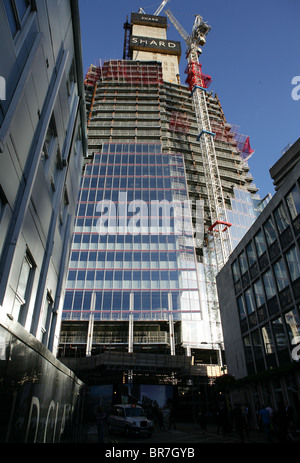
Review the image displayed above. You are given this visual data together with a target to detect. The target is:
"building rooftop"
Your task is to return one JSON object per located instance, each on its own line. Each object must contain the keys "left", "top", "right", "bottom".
{"left": 270, "top": 137, "right": 300, "bottom": 191}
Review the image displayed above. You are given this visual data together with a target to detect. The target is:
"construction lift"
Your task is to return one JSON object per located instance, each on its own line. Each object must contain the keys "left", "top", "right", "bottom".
{"left": 165, "top": 9, "right": 232, "bottom": 272}
{"left": 164, "top": 10, "right": 233, "bottom": 359}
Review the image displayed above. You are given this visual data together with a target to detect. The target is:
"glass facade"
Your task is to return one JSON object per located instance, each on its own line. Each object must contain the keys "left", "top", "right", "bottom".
{"left": 226, "top": 188, "right": 269, "bottom": 250}
{"left": 230, "top": 178, "right": 300, "bottom": 374}
{"left": 63, "top": 143, "right": 201, "bottom": 329}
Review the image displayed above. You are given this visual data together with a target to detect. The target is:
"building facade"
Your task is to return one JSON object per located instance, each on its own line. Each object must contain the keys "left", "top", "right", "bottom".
{"left": 216, "top": 138, "right": 300, "bottom": 421}
{"left": 59, "top": 11, "right": 264, "bottom": 378}
{"left": 0, "top": 0, "right": 86, "bottom": 442}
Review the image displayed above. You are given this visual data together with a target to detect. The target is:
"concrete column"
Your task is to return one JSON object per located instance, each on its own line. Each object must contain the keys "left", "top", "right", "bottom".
{"left": 86, "top": 293, "right": 96, "bottom": 356}
{"left": 168, "top": 293, "right": 175, "bottom": 356}
{"left": 128, "top": 292, "right": 134, "bottom": 353}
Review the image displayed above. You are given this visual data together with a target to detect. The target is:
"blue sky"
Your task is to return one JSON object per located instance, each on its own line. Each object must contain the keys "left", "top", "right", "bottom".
{"left": 78, "top": 0, "right": 299, "bottom": 199}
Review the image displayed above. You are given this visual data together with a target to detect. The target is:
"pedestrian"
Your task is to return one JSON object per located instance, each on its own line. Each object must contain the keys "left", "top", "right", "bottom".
{"left": 258, "top": 405, "right": 273, "bottom": 442}
{"left": 232, "top": 404, "right": 245, "bottom": 443}
{"left": 244, "top": 403, "right": 251, "bottom": 433}
{"left": 273, "top": 402, "right": 288, "bottom": 443}
{"left": 96, "top": 405, "right": 106, "bottom": 443}
{"left": 198, "top": 404, "right": 207, "bottom": 434}
{"left": 168, "top": 406, "right": 176, "bottom": 430}
{"left": 286, "top": 403, "right": 294, "bottom": 436}
{"left": 216, "top": 401, "right": 229, "bottom": 435}
{"left": 157, "top": 407, "right": 164, "bottom": 430}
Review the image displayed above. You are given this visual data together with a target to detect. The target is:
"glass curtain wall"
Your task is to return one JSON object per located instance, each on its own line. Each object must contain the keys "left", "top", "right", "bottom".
{"left": 63, "top": 143, "right": 201, "bottom": 331}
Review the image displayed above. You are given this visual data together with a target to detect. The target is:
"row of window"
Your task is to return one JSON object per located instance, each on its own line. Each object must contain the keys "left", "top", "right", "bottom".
{"left": 237, "top": 244, "right": 300, "bottom": 317}
{"left": 78, "top": 189, "right": 189, "bottom": 205}
{"left": 72, "top": 232, "right": 193, "bottom": 247}
{"left": 232, "top": 181, "right": 300, "bottom": 353}
{"left": 243, "top": 306, "right": 300, "bottom": 373}
{"left": 80, "top": 177, "right": 186, "bottom": 194}
{"left": 85, "top": 163, "right": 185, "bottom": 176}
{"left": 232, "top": 183, "right": 300, "bottom": 284}
{"left": 66, "top": 269, "right": 199, "bottom": 291}
{"left": 67, "top": 256, "right": 197, "bottom": 275}
{"left": 63, "top": 289, "right": 200, "bottom": 313}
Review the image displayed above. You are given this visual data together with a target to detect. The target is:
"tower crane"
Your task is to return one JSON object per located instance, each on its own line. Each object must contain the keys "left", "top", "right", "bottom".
{"left": 165, "top": 9, "right": 232, "bottom": 271}
{"left": 138, "top": 0, "right": 170, "bottom": 16}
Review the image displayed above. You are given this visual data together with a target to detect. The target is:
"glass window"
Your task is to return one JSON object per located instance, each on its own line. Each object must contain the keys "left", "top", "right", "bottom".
{"left": 252, "top": 330, "right": 264, "bottom": 360}
{"left": 4, "top": 0, "right": 18, "bottom": 37}
{"left": 254, "top": 229, "right": 266, "bottom": 257}
{"left": 64, "top": 292, "right": 73, "bottom": 310}
{"left": 4, "top": 0, "right": 30, "bottom": 38}
{"left": 274, "top": 203, "right": 289, "bottom": 234}
{"left": 262, "top": 324, "right": 275, "bottom": 354}
{"left": 273, "top": 259, "right": 289, "bottom": 291}
{"left": 15, "top": 0, "right": 29, "bottom": 20}
{"left": 262, "top": 269, "right": 276, "bottom": 300}
{"left": 246, "top": 241, "right": 256, "bottom": 267}
{"left": 272, "top": 317, "right": 288, "bottom": 351}
{"left": 239, "top": 251, "right": 248, "bottom": 275}
{"left": 243, "top": 335, "right": 253, "bottom": 364}
{"left": 73, "top": 291, "right": 83, "bottom": 310}
{"left": 0, "top": 185, "right": 8, "bottom": 224}
{"left": 244, "top": 287, "right": 256, "bottom": 314}
{"left": 285, "top": 246, "right": 300, "bottom": 281}
{"left": 41, "top": 115, "right": 56, "bottom": 163}
{"left": 253, "top": 279, "right": 265, "bottom": 307}
{"left": 13, "top": 252, "right": 34, "bottom": 320}
{"left": 263, "top": 217, "right": 277, "bottom": 246}
{"left": 237, "top": 295, "right": 246, "bottom": 320}
{"left": 82, "top": 292, "right": 92, "bottom": 310}
{"left": 286, "top": 184, "right": 300, "bottom": 220}
{"left": 285, "top": 308, "right": 300, "bottom": 343}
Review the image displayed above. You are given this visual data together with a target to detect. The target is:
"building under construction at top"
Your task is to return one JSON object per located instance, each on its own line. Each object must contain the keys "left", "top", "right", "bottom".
{"left": 59, "top": 5, "right": 268, "bottom": 390}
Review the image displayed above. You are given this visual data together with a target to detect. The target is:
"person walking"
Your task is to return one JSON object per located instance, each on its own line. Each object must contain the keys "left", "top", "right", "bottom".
{"left": 232, "top": 404, "right": 245, "bottom": 443}
{"left": 259, "top": 405, "right": 273, "bottom": 442}
{"left": 168, "top": 406, "right": 177, "bottom": 430}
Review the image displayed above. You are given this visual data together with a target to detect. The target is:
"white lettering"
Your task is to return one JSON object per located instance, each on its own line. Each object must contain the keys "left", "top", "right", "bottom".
{"left": 292, "top": 336, "right": 300, "bottom": 361}
{"left": 43, "top": 400, "right": 55, "bottom": 443}
{"left": 0, "top": 76, "right": 5, "bottom": 100}
{"left": 292, "top": 76, "right": 300, "bottom": 101}
{"left": 25, "top": 397, "right": 40, "bottom": 443}
{"left": 128, "top": 200, "right": 148, "bottom": 234}
{"left": 105, "top": 449, "right": 140, "bottom": 460}
{"left": 95, "top": 200, "right": 117, "bottom": 234}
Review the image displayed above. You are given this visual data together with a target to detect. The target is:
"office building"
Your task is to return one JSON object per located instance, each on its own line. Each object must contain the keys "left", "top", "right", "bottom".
{"left": 0, "top": 0, "right": 86, "bottom": 442}
{"left": 59, "top": 10, "right": 265, "bottom": 384}
{"left": 217, "top": 138, "right": 300, "bottom": 420}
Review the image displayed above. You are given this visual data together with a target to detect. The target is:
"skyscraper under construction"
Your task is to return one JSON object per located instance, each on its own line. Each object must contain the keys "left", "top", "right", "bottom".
{"left": 59, "top": 7, "right": 268, "bottom": 384}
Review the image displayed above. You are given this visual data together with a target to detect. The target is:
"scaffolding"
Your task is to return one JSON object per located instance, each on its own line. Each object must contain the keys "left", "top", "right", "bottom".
{"left": 230, "top": 124, "right": 255, "bottom": 163}
{"left": 185, "top": 62, "right": 212, "bottom": 92}
{"left": 169, "top": 110, "right": 190, "bottom": 134}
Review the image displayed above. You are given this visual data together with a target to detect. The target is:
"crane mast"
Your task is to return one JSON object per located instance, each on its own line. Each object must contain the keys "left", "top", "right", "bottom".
{"left": 165, "top": 9, "right": 232, "bottom": 271}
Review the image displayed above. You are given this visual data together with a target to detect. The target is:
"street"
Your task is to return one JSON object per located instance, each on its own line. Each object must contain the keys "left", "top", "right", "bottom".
{"left": 83, "top": 421, "right": 271, "bottom": 444}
